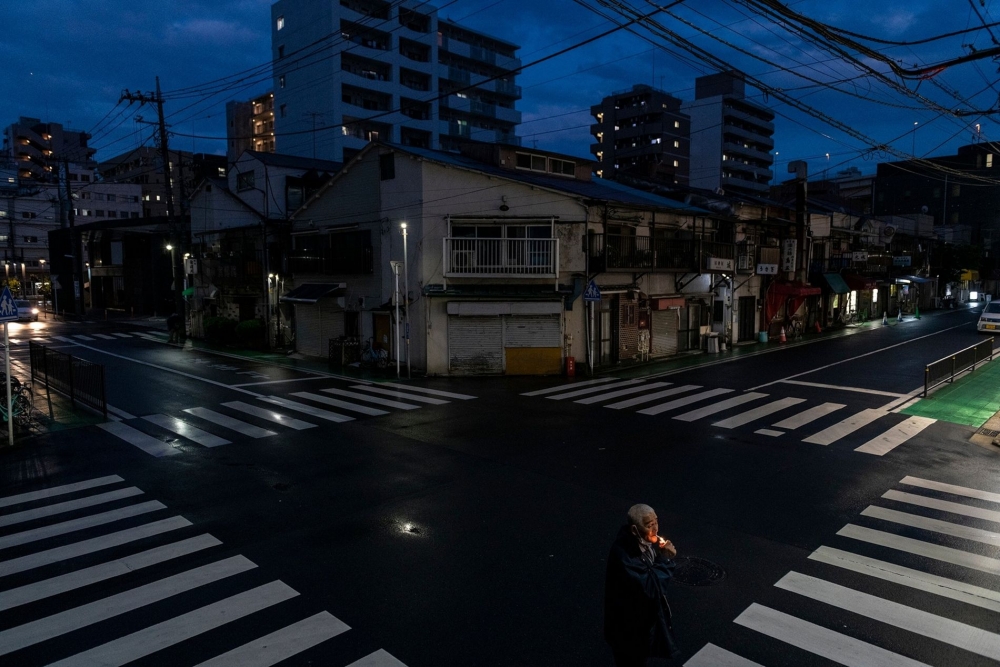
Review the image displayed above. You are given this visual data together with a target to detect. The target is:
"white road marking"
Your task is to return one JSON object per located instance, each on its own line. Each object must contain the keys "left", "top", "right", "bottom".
{"left": 520, "top": 377, "right": 617, "bottom": 396}
{"left": 605, "top": 385, "right": 703, "bottom": 410}
{"left": 222, "top": 401, "right": 316, "bottom": 429}
{"left": 98, "top": 421, "right": 177, "bottom": 456}
{"left": 0, "top": 516, "right": 192, "bottom": 578}
{"left": 0, "top": 534, "right": 221, "bottom": 613}
{"left": 349, "top": 385, "right": 449, "bottom": 404}
{"left": 345, "top": 649, "right": 409, "bottom": 667}
{"left": 735, "top": 603, "right": 930, "bottom": 667}
{"left": 545, "top": 379, "right": 646, "bottom": 401}
{"left": 260, "top": 396, "right": 354, "bottom": 423}
{"left": 73, "top": 334, "right": 96, "bottom": 341}
{"left": 290, "top": 392, "right": 389, "bottom": 416}
{"left": 574, "top": 381, "right": 670, "bottom": 404}
{"left": 0, "top": 500, "right": 164, "bottom": 551}
{"left": 0, "top": 555, "right": 256, "bottom": 656}
{"left": 143, "top": 414, "right": 231, "bottom": 448}
{"left": 838, "top": 524, "right": 1000, "bottom": 576}
{"left": 0, "top": 475, "right": 123, "bottom": 509}
{"left": 779, "top": 380, "right": 908, "bottom": 397}
{"left": 0, "top": 487, "right": 143, "bottom": 528}
{"left": 684, "top": 643, "right": 763, "bottom": 666}
{"left": 183, "top": 407, "right": 277, "bottom": 438}
{"left": 636, "top": 388, "right": 734, "bottom": 416}
{"left": 232, "top": 376, "right": 334, "bottom": 387}
{"left": 712, "top": 397, "right": 805, "bottom": 429}
{"left": 193, "top": 611, "right": 350, "bottom": 667}
{"left": 802, "top": 408, "right": 886, "bottom": 446}
{"left": 862, "top": 504, "right": 1000, "bottom": 546}
{"left": 891, "top": 397, "right": 922, "bottom": 413}
{"left": 45, "top": 581, "right": 299, "bottom": 667}
{"left": 809, "top": 545, "right": 1000, "bottom": 614}
{"left": 772, "top": 402, "right": 845, "bottom": 430}
{"left": 755, "top": 429, "right": 785, "bottom": 437}
{"left": 105, "top": 404, "right": 136, "bottom": 420}
{"left": 52, "top": 336, "right": 77, "bottom": 343}
{"left": 900, "top": 476, "right": 1000, "bottom": 505}
{"left": 776, "top": 570, "right": 1000, "bottom": 660}
{"left": 377, "top": 382, "right": 476, "bottom": 400}
{"left": 93, "top": 334, "right": 116, "bottom": 340}
{"left": 321, "top": 387, "right": 420, "bottom": 410}
{"left": 112, "top": 333, "right": 132, "bottom": 338}
{"left": 882, "top": 489, "right": 1000, "bottom": 523}
{"left": 673, "top": 392, "right": 768, "bottom": 422}
{"left": 855, "top": 416, "right": 936, "bottom": 455}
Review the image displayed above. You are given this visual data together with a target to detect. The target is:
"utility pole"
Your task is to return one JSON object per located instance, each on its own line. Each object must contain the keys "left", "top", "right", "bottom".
{"left": 121, "top": 77, "right": 185, "bottom": 327}
{"left": 63, "top": 158, "right": 83, "bottom": 315}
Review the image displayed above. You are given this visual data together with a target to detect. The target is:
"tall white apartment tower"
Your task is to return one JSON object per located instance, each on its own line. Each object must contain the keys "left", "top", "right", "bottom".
{"left": 270, "top": 0, "right": 522, "bottom": 162}
{"left": 681, "top": 71, "right": 775, "bottom": 197}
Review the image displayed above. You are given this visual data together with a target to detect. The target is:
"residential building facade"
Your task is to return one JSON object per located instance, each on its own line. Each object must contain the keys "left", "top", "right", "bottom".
{"left": 589, "top": 84, "right": 690, "bottom": 184}
{"left": 226, "top": 92, "right": 277, "bottom": 163}
{"left": 269, "top": 0, "right": 522, "bottom": 162}
{"left": 2, "top": 117, "right": 96, "bottom": 183}
{"left": 682, "top": 72, "right": 775, "bottom": 196}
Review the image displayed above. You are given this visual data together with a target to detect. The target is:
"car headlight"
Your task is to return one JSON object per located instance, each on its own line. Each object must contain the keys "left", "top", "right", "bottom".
{"left": 31, "top": 308, "right": 39, "bottom": 314}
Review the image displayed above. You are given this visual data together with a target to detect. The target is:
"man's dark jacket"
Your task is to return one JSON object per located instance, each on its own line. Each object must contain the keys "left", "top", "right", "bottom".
{"left": 604, "top": 525, "right": 679, "bottom": 660}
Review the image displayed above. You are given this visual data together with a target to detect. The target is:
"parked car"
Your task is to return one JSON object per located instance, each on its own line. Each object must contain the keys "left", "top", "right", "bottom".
{"left": 14, "top": 300, "right": 38, "bottom": 322}
{"left": 977, "top": 301, "right": 1000, "bottom": 332}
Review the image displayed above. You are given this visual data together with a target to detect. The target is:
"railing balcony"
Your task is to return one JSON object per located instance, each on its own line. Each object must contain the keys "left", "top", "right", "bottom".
{"left": 443, "top": 237, "right": 558, "bottom": 278}
{"left": 588, "top": 234, "right": 698, "bottom": 272}
{"left": 287, "top": 247, "right": 374, "bottom": 275}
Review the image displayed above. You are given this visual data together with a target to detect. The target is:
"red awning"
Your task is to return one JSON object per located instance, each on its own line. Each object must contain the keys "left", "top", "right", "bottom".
{"left": 769, "top": 282, "right": 821, "bottom": 297}
{"left": 766, "top": 281, "right": 821, "bottom": 323}
{"left": 843, "top": 274, "right": 879, "bottom": 291}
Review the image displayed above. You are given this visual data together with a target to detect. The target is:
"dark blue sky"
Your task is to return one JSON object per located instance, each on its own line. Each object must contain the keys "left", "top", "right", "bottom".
{"left": 3, "top": 0, "right": 998, "bottom": 179}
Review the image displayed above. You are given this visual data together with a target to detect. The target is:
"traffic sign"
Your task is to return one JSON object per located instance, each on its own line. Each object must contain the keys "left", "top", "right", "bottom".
{"left": 583, "top": 280, "right": 602, "bottom": 303}
{"left": 0, "top": 287, "right": 18, "bottom": 322}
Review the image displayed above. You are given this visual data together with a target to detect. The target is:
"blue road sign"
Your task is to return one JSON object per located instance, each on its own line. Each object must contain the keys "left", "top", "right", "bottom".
{"left": 0, "top": 287, "right": 17, "bottom": 322}
{"left": 583, "top": 280, "right": 601, "bottom": 303}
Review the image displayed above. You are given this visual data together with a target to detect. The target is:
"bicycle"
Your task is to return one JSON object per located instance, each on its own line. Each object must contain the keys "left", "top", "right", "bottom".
{"left": 360, "top": 338, "right": 389, "bottom": 369}
{"left": 0, "top": 382, "right": 34, "bottom": 430}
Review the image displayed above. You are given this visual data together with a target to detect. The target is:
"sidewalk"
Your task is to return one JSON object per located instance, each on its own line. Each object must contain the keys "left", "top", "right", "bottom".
{"left": 901, "top": 354, "right": 1000, "bottom": 429}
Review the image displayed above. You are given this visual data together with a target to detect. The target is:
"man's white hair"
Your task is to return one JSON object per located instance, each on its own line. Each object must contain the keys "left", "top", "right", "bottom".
{"left": 627, "top": 503, "right": 655, "bottom": 528}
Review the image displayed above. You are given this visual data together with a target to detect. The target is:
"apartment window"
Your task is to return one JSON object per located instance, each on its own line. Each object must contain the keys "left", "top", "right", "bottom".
{"left": 96, "top": 210, "right": 105, "bottom": 216}
{"left": 237, "top": 171, "right": 256, "bottom": 192}
{"left": 94, "top": 192, "right": 105, "bottom": 201}
{"left": 81, "top": 174, "right": 91, "bottom": 182}
{"left": 107, "top": 211, "right": 117, "bottom": 218}
{"left": 106, "top": 193, "right": 116, "bottom": 202}
{"left": 280, "top": 104, "right": 287, "bottom": 118}
{"left": 20, "top": 211, "right": 37, "bottom": 219}
{"left": 674, "top": 121, "right": 680, "bottom": 128}
{"left": 131, "top": 212, "right": 140, "bottom": 218}
{"left": 276, "top": 15, "right": 285, "bottom": 30}
{"left": 80, "top": 191, "right": 91, "bottom": 200}
{"left": 988, "top": 154, "right": 994, "bottom": 168}
{"left": 673, "top": 160, "right": 679, "bottom": 167}
{"left": 515, "top": 152, "right": 547, "bottom": 172}
{"left": 156, "top": 195, "right": 161, "bottom": 201}
{"left": 23, "top": 236, "right": 38, "bottom": 243}
{"left": 673, "top": 140, "right": 680, "bottom": 148}
{"left": 279, "top": 75, "right": 286, "bottom": 89}
{"left": 380, "top": 153, "right": 395, "bottom": 180}
{"left": 278, "top": 45, "right": 285, "bottom": 58}
{"left": 120, "top": 210, "right": 129, "bottom": 217}
{"left": 549, "top": 158, "right": 575, "bottom": 176}
{"left": 0, "top": 235, "right": 7, "bottom": 242}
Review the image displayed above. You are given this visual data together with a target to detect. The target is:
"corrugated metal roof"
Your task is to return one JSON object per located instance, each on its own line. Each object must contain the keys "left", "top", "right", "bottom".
{"left": 244, "top": 151, "right": 343, "bottom": 174}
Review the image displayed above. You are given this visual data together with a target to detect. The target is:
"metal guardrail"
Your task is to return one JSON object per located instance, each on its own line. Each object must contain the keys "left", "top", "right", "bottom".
{"left": 924, "top": 338, "right": 995, "bottom": 397}
{"left": 29, "top": 342, "right": 107, "bottom": 418}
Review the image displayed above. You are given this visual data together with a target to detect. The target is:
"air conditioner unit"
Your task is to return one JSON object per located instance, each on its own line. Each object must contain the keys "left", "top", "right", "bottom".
{"left": 451, "top": 249, "right": 476, "bottom": 272}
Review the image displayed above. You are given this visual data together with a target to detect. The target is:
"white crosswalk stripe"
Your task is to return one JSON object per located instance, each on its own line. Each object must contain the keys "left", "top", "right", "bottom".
{"left": 291, "top": 392, "right": 389, "bottom": 416}
{"left": 349, "top": 384, "right": 449, "bottom": 404}
{"left": 93, "top": 333, "right": 116, "bottom": 340}
{"left": 637, "top": 388, "right": 734, "bottom": 416}
{"left": 605, "top": 384, "right": 703, "bottom": 409}
{"left": 73, "top": 334, "right": 96, "bottom": 341}
{"left": 802, "top": 408, "right": 887, "bottom": 445}
{"left": 520, "top": 377, "right": 616, "bottom": 396}
{"left": 0, "top": 475, "right": 406, "bottom": 666}
{"left": 574, "top": 381, "right": 671, "bottom": 404}
{"left": 260, "top": 395, "right": 355, "bottom": 423}
{"left": 0, "top": 486, "right": 143, "bottom": 528}
{"left": 112, "top": 332, "right": 132, "bottom": 338}
{"left": 855, "top": 416, "right": 936, "bottom": 455}
{"left": 772, "top": 401, "right": 845, "bottom": 429}
{"left": 184, "top": 407, "right": 278, "bottom": 438}
{"left": 222, "top": 401, "right": 317, "bottom": 430}
{"left": 545, "top": 379, "right": 646, "bottom": 401}
{"left": 684, "top": 643, "right": 763, "bottom": 667}
{"left": 692, "top": 474, "right": 1000, "bottom": 665}
{"left": 377, "top": 382, "right": 477, "bottom": 400}
{"left": 712, "top": 397, "right": 805, "bottom": 429}
{"left": 673, "top": 392, "right": 767, "bottom": 422}
{"left": 143, "top": 413, "right": 232, "bottom": 447}
{"left": 321, "top": 387, "right": 420, "bottom": 410}
{"left": 98, "top": 421, "right": 179, "bottom": 457}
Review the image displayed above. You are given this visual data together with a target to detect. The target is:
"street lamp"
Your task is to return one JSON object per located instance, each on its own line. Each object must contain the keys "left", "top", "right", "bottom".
{"left": 912, "top": 121, "right": 918, "bottom": 156}
{"left": 390, "top": 260, "right": 402, "bottom": 378}
{"left": 400, "top": 221, "right": 410, "bottom": 379}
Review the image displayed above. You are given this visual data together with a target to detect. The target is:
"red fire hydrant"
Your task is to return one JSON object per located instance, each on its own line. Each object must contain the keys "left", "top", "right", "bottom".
{"left": 566, "top": 356, "right": 576, "bottom": 377}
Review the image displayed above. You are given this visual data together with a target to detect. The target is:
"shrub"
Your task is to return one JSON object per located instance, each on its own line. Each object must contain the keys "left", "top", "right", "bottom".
{"left": 203, "top": 316, "right": 238, "bottom": 344}
{"left": 235, "top": 318, "right": 265, "bottom": 347}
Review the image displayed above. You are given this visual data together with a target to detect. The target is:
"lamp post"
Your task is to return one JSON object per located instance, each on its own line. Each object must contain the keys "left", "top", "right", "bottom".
{"left": 165, "top": 244, "right": 175, "bottom": 319}
{"left": 400, "top": 221, "right": 410, "bottom": 379}
{"left": 390, "top": 260, "right": 402, "bottom": 378}
{"left": 912, "top": 121, "right": 918, "bottom": 156}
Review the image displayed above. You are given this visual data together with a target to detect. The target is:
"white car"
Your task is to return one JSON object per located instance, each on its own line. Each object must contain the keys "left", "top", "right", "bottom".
{"left": 14, "top": 300, "right": 38, "bottom": 322}
{"left": 977, "top": 301, "right": 1000, "bottom": 333}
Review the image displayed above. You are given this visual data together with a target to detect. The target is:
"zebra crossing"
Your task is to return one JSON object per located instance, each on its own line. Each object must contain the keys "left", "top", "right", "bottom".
{"left": 99, "top": 383, "right": 477, "bottom": 457}
{"left": 11, "top": 330, "right": 168, "bottom": 347}
{"left": 522, "top": 379, "right": 935, "bottom": 456}
{"left": 0, "top": 474, "right": 406, "bottom": 666}
{"left": 685, "top": 474, "right": 1000, "bottom": 666}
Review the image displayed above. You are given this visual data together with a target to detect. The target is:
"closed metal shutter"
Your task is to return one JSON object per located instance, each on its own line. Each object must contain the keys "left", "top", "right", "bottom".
{"left": 449, "top": 316, "right": 503, "bottom": 374}
{"left": 651, "top": 309, "right": 679, "bottom": 357}
{"left": 503, "top": 315, "right": 561, "bottom": 347}
{"left": 295, "top": 301, "right": 345, "bottom": 358}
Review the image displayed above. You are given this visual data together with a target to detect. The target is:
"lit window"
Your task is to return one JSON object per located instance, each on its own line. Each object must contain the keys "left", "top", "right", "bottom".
{"left": 673, "top": 140, "right": 679, "bottom": 148}
{"left": 276, "top": 15, "right": 285, "bottom": 30}
{"left": 674, "top": 121, "right": 680, "bottom": 128}
{"left": 596, "top": 112, "right": 604, "bottom": 121}
{"left": 279, "top": 75, "right": 286, "bottom": 89}
{"left": 156, "top": 195, "right": 161, "bottom": 201}
{"left": 988, "top": 154, "right": 994, "bottom": 168}
{"left": 651, "top": 137, "right": 661, "bottom": 145}
{"left": 596, "top": 169, "right": 603, "bottom": 177}
{"left": 673, "top": 160, "right": 679, "bottom": 167}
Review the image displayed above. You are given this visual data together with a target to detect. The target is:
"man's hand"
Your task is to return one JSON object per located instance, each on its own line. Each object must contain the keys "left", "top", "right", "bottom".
{"left": 656, "top": 536, "right": 677, "bottom": 558}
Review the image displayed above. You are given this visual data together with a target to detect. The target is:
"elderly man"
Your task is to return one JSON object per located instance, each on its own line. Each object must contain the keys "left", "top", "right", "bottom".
{"left": 604, "top": 504, "right": 679, "bottom": 666}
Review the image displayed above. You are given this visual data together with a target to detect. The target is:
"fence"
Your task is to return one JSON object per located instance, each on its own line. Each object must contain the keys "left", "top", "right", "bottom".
{"left": 924, "top": 338, "right": 995, "bottom": 397}
{"left": 29, "top": 342, "right": 107, "bottom": 418}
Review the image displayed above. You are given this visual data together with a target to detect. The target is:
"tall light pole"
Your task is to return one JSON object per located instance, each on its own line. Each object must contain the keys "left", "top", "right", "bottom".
{"left": 400, "top": 221, "right": 410, "bottom": 379}
{"left": 166, "top": 244, "right": 175, "bottom": 318}
{"left": 390, "top": 260, "right": 402, "bottom": 378}
{"left": 912, "top": 121, "right": 918, "bottom": 156}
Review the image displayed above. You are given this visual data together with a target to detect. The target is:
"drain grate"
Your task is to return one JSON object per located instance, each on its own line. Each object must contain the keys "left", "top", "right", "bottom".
{"left": 978, "top": 428, "right": 1000, "bottom": 438}
{"left": 671, "top": 556, "right": 726, "bottom": 586}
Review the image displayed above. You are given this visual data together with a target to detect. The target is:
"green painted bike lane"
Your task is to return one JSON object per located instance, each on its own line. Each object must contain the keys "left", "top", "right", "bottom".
{"left": 902, "top": 353, "right": 1000, "bottom": 427}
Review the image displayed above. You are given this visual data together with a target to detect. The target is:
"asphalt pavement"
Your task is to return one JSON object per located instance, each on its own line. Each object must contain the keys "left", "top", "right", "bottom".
{"left": 0, "top": 308, "right": 999, "bottom": 666}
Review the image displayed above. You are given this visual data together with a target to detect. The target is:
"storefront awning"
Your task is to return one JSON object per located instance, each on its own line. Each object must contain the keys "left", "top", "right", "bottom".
{"left": 843, "top": 273, "right": 879, "bottom": 291}
{"left": 279, "top": 282, "right": 346, "bottom": 304}
{"left": 766, "top": 281, "right": 821, "bottom": 324}
{"left": 896, "top": 275, "right": 933, "bottom": 284}
{"left": 769, "top": 281, "right": 822, "bottom": 297}
{"left": 820, "top": 273, "right": 850, "bottom": 294}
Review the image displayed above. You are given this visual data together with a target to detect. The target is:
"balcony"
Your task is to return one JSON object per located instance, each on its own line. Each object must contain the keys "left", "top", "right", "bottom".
{"left": 444, "top": 238, "right": 557, "bottom": 278}
{"left": 723, "top": 123, "right": 775, "bottom": 149}
{"left": 287, "top": 247, "right": 373, "bottom": 276}
{"left": 722, "top": 106, "right": 775, "bottom": 134}
{"left": 588, "top": 234, "right": 700, "bottom": 272}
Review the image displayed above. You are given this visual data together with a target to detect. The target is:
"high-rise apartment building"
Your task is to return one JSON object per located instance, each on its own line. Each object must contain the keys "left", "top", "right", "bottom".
{"left": 589, "top": 85, "right": 690, "bottom": 183}
{"left": 681, "top": 72, "right": 774, "bottom": 196}
{"left": 2, "top": 117, "right": 96, "bottom": 182}
{"left": 270, "top": 0, "right": 522, "bottom": 162}
{"left": 226, "top": 92, "right": 277, "bottom": 163}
